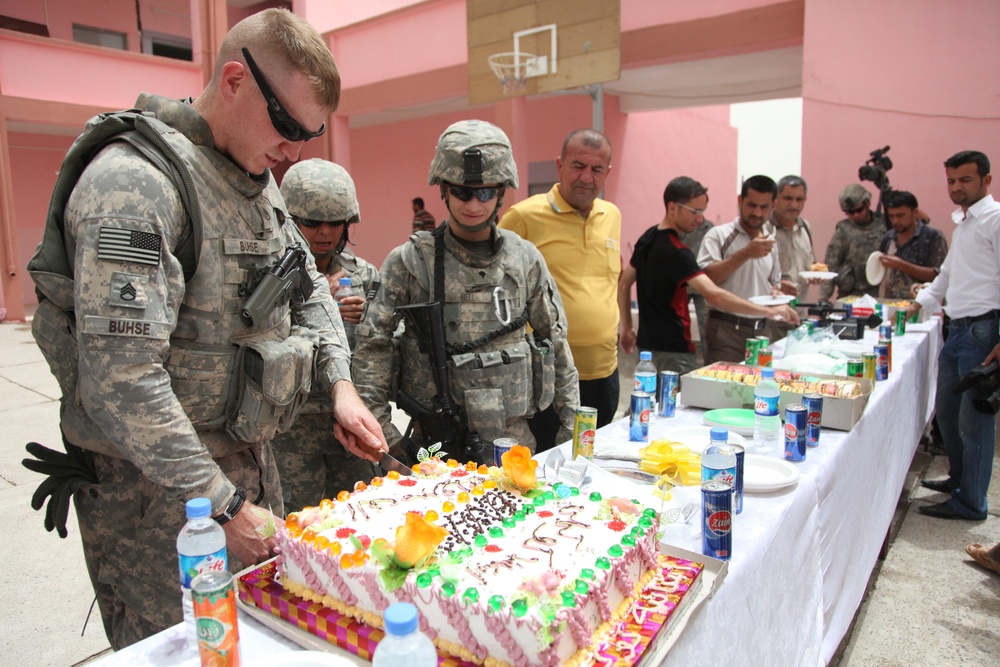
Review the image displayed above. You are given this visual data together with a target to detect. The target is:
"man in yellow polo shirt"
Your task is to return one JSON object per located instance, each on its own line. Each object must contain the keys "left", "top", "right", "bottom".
{"left": 500, "top": 128, "right": 622, "bottom": 450}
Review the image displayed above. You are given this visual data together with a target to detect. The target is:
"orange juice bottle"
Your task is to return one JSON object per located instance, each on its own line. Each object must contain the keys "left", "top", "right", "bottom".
{"left": 191, "top": 571, "right": 241, "bottom": 667}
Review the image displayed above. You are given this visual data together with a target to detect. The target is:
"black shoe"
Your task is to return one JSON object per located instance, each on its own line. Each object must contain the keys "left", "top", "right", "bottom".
{"left": 917, "top": 501, "right": 985, "bottom": 521}
{"left": 920, "top": 478, "right": 956, "bottom": 493}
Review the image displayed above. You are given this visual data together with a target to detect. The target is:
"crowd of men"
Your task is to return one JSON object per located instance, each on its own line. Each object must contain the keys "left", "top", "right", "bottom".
{"left": 18, "top": 7, "right": 999, "bottom": 652}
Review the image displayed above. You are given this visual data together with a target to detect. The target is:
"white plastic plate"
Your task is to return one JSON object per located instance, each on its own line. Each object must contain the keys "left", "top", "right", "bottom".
{"left": 865, "top": 251, "right": 886, "bottom": 285}
{"left": 743, "top": 454, "right": 800, "bottom": 493}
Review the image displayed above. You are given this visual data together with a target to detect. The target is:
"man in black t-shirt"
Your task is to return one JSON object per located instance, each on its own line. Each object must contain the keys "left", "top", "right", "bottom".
{"left": 619, "top": 177, "right": 798, "bottom": 375}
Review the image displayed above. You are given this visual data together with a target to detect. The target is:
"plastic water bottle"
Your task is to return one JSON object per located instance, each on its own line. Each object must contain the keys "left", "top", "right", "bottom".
{"left": 702, "top": 427, "right": 737, "bottom": 488}
{"left": 753, "top": 367, "right": 782, "bottom": 454}
{"left": 333, "top": 276, "right": 359, "bottom": 304}
{"left": 372, "top": 602, "right": 437, "bottom": 667}
{"left": 634, "top": 350, "right": 658, "bottom": 420}
{"left": 177, "top": 498, "right": 227, "bottom": 642}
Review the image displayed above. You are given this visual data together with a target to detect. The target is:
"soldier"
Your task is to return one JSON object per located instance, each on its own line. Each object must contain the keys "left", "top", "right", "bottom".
{"left": 273, "top": 158, "right": 380, "bottom": 511}
{"left": 25, "top": 10, "right": 387, "bottom": 649}
{"left": 353, "top": 120, "right": 580, "bottom": 457}
{"left": 819, "top": 183, "right": 885, "bottom": 301}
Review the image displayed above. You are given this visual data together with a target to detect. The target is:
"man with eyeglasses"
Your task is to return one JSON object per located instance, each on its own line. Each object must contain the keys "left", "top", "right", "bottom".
{"left": 619, "top": 177, "right": 799, "bottom": 375}
{"left": 272, "top": 158, "right": 380, "bottom": 512}
{"left": 28, "top": 9, "right": 387, "bottom": 648}
{"left": 819, "top": 183, "right": 885, "bottom": 301}
{"left": 354, "top": 120, "right": 579, "bottom": 458}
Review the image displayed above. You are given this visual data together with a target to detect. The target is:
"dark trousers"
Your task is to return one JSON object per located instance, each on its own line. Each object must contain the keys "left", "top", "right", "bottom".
{"left": 529, "top": 367, "right": 620, "bottom": 453}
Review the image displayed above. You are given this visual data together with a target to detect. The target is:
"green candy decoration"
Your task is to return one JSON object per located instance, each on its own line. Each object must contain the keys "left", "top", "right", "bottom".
{"left": 638, "top": 516, "right": 653, "bottom": 529}
{"left": 621, "top": 535, "right": 635, "bottom": 547}
{"left": 511, "top": 598, "right": 528, "bottom": 618}
{"left": 463, "top": 588, "right": 479, "bottom": 603}
{"left": 488, "top": 595, "right": 505, "bottom": 612}
{"left": 580, "top": 568, "right": 595, "bottom": 580}
{"left": 561, "top": 590, "right": 576, "bottom": 607}
{"left": 569, "top": 487, "right": 580, "bottom": 496}
{"left": 502, "top": 517, "right": 516, "bottom": 528}
{"left": 441, "top": 582, "right": 456, "bottom": 597}
{"left": 416, "top": 572, "right": 433, "bottom": 588}
{"left": 474, "top": 534, "right": 488, "bottom": 548}
{"left": 489, "top": 526, "right": 504, "bottom": 538}
{"left": 589, "top": 491, "right": 602, "bottom": 502}
{"left": 643, "top": 508, "right": 657, "bottom": 518}
{"left": 575, "top": 579, "right": 589, "bottom": 594}
{"left": 595, "top": 557, "right": 611, "bottom": 570}
{"left": 608, "top": 544, "right": 623, "bottom": 558}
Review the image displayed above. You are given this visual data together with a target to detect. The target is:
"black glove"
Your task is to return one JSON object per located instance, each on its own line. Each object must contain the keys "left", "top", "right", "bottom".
{"left": 21, "top": 438, "right": 98, "bottom": 538}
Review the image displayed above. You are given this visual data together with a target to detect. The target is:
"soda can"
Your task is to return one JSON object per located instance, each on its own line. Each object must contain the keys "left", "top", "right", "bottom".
{"left": 629, "top": 391, "right": 651, "bottom": 442}
{"left": 882, "top": 335, "right": 893, "bottom": 372}
{"left": 894, "top": 309, "right": 907, "bottom": 336}
{"left": 657, "top": 371, "right": 679, "bottom": 417}
{"left": 702, "top": 480, "right": 733, "bottom": 561}
{"left": 875, "top": 341, "right": 890, "bottom": 380}
{"left": 731, "top": 443, "right": 745, "bottom": 515}
{"left": 843, "top": 303, "right": 854, "bottom": 318}
{"left": 192, "top": 570, "right": 241, "bottom": 667}
{"left": 803, "top": 393, "right": 823, "bottom": 447}
{"left": 784, "top": 404, "right": 808, "bottom": 462}
{"left": 493, "top": 437, "right": 517, "bottom": 468}
{"left": 862, "top": 352, "right": 877, "bottom": 381}
{"left": 847, "top": 358, "right": 864, "bottom": 378}
{"left": 879, "top": 322, "right": 892, "bottom": 341}
{"left": 571, "top": 409, "right": 597, "bottom": 461}
{"left": 756, "top": 346, "right": 773, "bottom": 367}
{"left": 744, "top": 338, "right": 759, "bottom": 365}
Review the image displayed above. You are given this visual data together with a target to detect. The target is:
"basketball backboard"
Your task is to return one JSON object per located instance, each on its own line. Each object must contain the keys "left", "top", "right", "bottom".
{"left": 467, "top": 0, "right": 621, "bottom": 105}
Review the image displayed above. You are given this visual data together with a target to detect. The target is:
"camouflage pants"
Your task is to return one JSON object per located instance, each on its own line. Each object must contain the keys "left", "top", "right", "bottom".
{"left": 271, "top": 412, "right": 378, "bottom": 512}
{"left": 74, "top": 444, "right": 281, "bottom": 650}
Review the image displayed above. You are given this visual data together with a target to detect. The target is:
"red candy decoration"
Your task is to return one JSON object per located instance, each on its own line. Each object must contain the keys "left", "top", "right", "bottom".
{"left": 399, "top": 479, "right": 417, "bottom": 487}
{"left": 537, "top": 511, "right": 554, "bottom": 518}
{"left": 335, "top": 527, "right": 356, "bottom": 539}
{"left": 608, "top": 519, "right": 627, "bottom": 532}
{"left": 484, "top": 545, "right": 502, "bottom": 553}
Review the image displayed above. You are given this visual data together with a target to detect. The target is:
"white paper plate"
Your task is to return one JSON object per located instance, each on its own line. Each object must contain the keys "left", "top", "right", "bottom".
{"left": 245, "top": 651, "right": 359, "bottom": 667}
{"left": 749, "top": 294, "right": 796, "bottom": 306}
{"left": 866, "top": 251, "right": 885, "bottom": 285}
{"left": 743, "top": 455, "right": 800, "bottom": 493}
{"left": 798, "top": 271, "right": 838, "bottom": 281}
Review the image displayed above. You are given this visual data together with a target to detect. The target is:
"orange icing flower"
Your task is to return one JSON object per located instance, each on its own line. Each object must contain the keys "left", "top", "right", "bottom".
{"left": 501, "top": 444, "right": 538, "bottom": 489}
{"left": 394, "top": 511, "right": 449, "bottom": 569}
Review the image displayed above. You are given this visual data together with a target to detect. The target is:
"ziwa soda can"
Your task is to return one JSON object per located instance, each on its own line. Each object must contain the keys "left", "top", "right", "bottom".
{"left": 784, "top": 404, "right": 808, "bottom": 462}
{"left": 192, "top": 570, "right": 241, "bottom": 667}
{"left": 629, "top": 391, "right": 651, "bottom": 442}
{"left": 803, "top": 393, "right": 823, "bottom": 447}
{"left": 875, "top": 341, "right": 890, "bottom": 381}
{"left": 493, "top": 437, "right": 518, "bottom": 468}
{"left": 658, "top": 371, "right": 679, "bottom": 417}
{"left": 702, "top": 480, "right": 733, "bottom": 561}
{"left": 847, "top": 358, "right": 864, "bottom": 378}
{"left": 572, "top": 409, "right": 597, "bottom": 461}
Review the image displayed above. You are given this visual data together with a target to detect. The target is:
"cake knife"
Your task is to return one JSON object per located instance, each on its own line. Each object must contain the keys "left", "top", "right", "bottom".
{"left": 379, "top": 452, "right": 414, "bottom": 476}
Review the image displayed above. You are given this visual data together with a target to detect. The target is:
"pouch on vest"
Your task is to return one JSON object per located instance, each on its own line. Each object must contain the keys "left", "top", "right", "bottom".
{"left": 462, "top": 388, "right": 505, "bottom": 443}
{"left": 450, "top": 341, "right": 531, "bottom": 425}
{"left": 228, "top": 334, "right": 315, "bottom": 443}
{"left": 527, "top": 334, "right": 555, "bottom": 412}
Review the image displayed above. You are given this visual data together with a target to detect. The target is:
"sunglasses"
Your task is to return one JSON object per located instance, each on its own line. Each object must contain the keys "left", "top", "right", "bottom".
{"left": 447, "top": 185, "right": 503, "bottom": 202}
{"left": 296, "top": 216, "right": 355, "bottom": 229}
{"left": 843, "top": 204, "right": 867, "bottom": 215}
{"left": 242, "top": 48, "right": 325, "bottom": 143}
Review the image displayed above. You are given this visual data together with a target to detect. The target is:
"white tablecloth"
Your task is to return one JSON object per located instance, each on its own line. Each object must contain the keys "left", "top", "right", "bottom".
{"left": 92, "top": 320, "right": 941, "bottom": 667}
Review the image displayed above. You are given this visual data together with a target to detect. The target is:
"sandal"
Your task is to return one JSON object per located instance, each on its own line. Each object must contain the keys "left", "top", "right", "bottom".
{"left": 966, "top": 543, "right": 1000, "bottom": 576}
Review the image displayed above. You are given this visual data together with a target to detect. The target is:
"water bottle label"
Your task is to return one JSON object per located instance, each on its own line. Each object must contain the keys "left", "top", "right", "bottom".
{"left": 702, "top": 466, "right": 736, "bottom": 487}
{"left": 754, "top": 394, "right": 779, "bottom": 417}
{"left": 634, "top": 375, "right": 656, "bottom": 393}
{"left": 179, "top": 547, "right": 227, "bottom": 588}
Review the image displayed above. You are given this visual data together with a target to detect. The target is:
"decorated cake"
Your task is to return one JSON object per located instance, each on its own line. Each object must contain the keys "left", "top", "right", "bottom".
{"left": 276, "top": 445, "right": 703, "bottom": 667}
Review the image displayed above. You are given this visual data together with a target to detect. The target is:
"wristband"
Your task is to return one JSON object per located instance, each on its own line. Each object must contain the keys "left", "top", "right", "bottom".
{"left": 214, "top": 487, "right": 246, "bottom": 525}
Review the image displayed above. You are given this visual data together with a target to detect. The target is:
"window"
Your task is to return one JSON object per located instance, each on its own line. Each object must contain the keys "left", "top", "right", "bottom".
{"left": 143, "top": 31, "right": 193, "bottom": 62}
{"left": 73, "top": 24, "right": 127, "bottom": 50}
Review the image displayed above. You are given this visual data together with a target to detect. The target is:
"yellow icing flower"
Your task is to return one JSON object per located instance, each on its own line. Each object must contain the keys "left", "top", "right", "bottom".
{"left": 394, "top": 511, "right": 449, "bottom": 569}
{"left": 501, "top": 444, "right": 538, "bottom": 489}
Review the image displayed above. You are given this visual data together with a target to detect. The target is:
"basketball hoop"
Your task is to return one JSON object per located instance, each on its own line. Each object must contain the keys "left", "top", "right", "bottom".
{"left": 488, "top": 52, "right": 536, "bottom": 96}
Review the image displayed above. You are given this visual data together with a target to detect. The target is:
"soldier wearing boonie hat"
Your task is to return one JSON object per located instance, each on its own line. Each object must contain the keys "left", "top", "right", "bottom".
{"left": 274, "top": 159, "right": 379, "bottom": 510}
{"left": 353, "top": 120, "right": 580, "bottom": 460}
{"left": 820, "top": 183, "right": 885, "bottom": 300}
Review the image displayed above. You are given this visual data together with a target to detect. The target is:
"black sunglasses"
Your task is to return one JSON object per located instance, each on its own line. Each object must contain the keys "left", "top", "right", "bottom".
{"left": 843, "top": 204, "right": 867, "bottom": 215}
{"left": 295, "top": 216, "right": 356, "bottom": 229}
{"left": 447, "top": 185, "right": 503, "bottom": 202}
{"left": 242, "top": 47, "right": 326, "bottom": 143}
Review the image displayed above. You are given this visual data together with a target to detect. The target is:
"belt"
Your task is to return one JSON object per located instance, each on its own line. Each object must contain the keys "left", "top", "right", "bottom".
{"left": 709, "top": 310, "right": 767, "bottom": 331}
{"left": 950, "top": 310, "right": 1000, "bottom": 328}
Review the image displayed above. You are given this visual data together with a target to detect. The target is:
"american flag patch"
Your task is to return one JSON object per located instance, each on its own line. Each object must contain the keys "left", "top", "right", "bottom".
{"left": 97, "top": 227, "right": 161, "bottom": 267}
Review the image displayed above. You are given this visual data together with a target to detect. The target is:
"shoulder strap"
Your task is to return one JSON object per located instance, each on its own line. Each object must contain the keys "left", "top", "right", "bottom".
{"left": 719, "top": 225, "right": 742, "bottom": 257}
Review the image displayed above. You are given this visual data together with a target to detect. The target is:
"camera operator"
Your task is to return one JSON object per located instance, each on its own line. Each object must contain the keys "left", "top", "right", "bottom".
{"left": 905, "top": 150, "right": 1000, "bottom": 521}
{"left": 818, "top": 184, "right": 885, "bottom": 301}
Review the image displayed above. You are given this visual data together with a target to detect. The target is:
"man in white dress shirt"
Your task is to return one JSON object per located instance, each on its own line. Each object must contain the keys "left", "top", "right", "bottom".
{"left": 906, "top": 150, "right": 1000, "bottom": 521}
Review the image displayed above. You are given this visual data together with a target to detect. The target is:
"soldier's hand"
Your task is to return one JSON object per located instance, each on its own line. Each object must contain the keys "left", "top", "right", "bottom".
{"left": 326, "top": 270, "right": 346, "bottom": 293}
{"left": 222, "top": 501, "right": 279, "bottom": 565}
{"left": 742, "top": 235, "right": 775, "bottom": 259}
{"left": 337, "top": 295, "right": 365, "bottom": 324}
{"left": 331, "top": 380, "right": 389, "bottom": 463}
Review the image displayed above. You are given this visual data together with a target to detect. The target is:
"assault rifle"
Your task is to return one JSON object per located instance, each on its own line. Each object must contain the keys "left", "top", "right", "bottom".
{"left": 241, "top": 244, "right": 314, "bottom": 327}
{"left": 394, "top": 302, "right": 490, "bottom": 465}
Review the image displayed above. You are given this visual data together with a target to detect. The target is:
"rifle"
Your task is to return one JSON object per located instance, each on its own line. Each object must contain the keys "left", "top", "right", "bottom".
{"left": 394, "top": 302, "right": 490, "bottom": 465}
{"left": 241, "top": 244, "right": 314, "bottom": 327}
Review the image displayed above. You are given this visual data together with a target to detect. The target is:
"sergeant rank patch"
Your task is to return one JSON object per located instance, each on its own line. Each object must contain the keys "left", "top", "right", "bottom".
{"left": 98, "top": 227, "right": 161, "bottom": 267}
{"left": 109, "top": 272, "right": 149, "bottom": 309}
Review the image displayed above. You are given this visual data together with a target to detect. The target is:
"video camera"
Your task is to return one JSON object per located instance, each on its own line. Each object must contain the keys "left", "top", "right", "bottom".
{"left": 859, "top": 145, "right": 893, "bottom": 191}
{"left": 952, "top": 360, "right": 1000, "bottom": 415}
{"left": 795, "top": 302, "right": 882, "bottom": 340}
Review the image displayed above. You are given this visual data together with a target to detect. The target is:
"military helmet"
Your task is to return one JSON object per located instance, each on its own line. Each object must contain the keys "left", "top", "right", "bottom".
{"left": 839, "top": 183, "right": 872, "bottom": 210}
{"left": 281, "top": 158, "right": 360, "bottom": 222}
{"left": 428, "top": 120, "right": 518, "bottom": 189}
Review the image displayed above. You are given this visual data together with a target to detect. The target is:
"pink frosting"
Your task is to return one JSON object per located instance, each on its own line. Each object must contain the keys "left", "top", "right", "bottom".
{"left": 482, "top": 605, "right": 531, "bottom": 667}
{"left": 394, "top": 583, "right": 438, "bottom": 640}
{"left": 355, "top": 571, "right": 389, "bottom": 614}
{"left": 437, "top": 593, "right": 488, "bottom": 661}
{"left": 318, "top": 552, "right": 357, "bottom": 606}
{"left": 562, "top": 605, "right": 592, "bottom": 649}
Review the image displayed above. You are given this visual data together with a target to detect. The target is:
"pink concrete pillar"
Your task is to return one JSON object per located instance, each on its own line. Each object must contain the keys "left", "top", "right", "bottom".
{"left": 494, "top": 95, "right": 528, "bottom": 205}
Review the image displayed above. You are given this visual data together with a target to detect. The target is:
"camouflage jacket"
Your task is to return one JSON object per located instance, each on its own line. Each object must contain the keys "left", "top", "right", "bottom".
{"left": 60, "top": 93, "right": 352, "bottom": 511}
{"left": 353, "top": 225, "right": 579, "bottom": 447}
{"left": 819, "top": 213, "right": 885, "bottom": 300}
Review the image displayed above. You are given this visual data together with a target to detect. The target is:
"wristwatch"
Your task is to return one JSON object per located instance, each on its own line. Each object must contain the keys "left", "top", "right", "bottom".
{"left": 214, "top": 487, "right": 246, "bottom": 525}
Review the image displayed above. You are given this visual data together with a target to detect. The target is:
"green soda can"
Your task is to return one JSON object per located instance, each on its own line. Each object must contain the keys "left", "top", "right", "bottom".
{"left": 894, "top": 309, "right": 907, "bottom": 336}
{"left": 744, "top": 338, "right": 759, "bottom": 365}
{"left": 847, "top": 358, "right": 864, "bottom": 377}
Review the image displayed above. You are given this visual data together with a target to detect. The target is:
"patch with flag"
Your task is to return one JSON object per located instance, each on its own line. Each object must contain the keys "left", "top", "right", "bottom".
{"left": 97, "top": 227, "right": 161, "bottom": 267}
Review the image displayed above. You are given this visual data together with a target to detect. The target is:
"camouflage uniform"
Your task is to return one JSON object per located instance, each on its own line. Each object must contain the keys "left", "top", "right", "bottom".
{"left": 819, "top": 212, "right": 886, "bottom": 301}
{"left": 272, "top": 159, "right": 379, "bottom": 511}
{"left": 49, "top": 94, "right": 353, "bottom": 648}
{"left": 353, "top": 120, "right": 579, "bottom": 454}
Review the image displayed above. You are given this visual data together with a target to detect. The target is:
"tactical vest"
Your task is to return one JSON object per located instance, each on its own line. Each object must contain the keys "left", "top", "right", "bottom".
{"left": 398, "top": 229, "right": 540, "bottom": 442}
{"left": 30, "top": 118, "right": 313, "bottom": 458}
